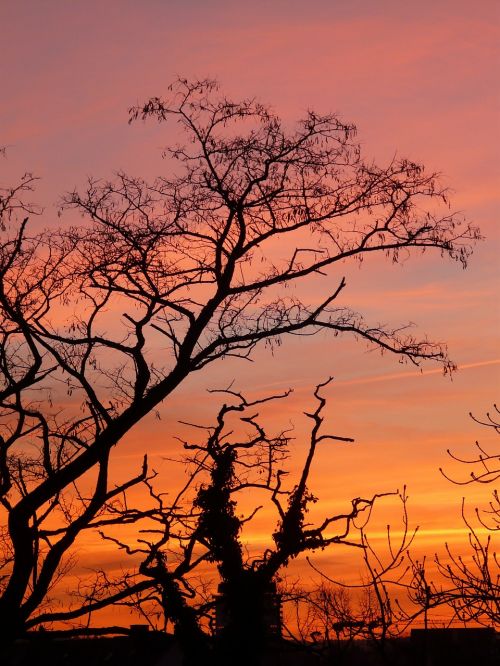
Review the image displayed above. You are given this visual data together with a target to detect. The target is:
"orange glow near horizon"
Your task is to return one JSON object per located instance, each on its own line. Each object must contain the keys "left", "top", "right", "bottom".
{"left": 1, "top": 0, "right": 499, "bottom": 631}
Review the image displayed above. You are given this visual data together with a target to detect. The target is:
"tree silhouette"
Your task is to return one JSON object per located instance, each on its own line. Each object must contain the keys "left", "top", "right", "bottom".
{"left": 407, "top": 407, "right": 499, "bottom": 627}
{"left": 289, "top": 487, "right": 416, "bottom": 660}
{"left": 0, "top": 78, "right": 480, "bottom": 641}
{"left": 438, "top": 408, "right": 499, "bottom": 624}
{"left": 39, "top": 381, "right": 395, "bottom": 666}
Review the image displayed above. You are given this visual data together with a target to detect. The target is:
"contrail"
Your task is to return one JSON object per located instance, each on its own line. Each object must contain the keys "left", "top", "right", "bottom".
{"left": 335, "top": 358, "right": 500, "bottom": 387}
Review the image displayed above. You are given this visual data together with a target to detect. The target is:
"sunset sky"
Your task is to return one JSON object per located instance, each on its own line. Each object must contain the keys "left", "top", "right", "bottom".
{"left": 2, "top": 0, "right": 499, "bottom": 625}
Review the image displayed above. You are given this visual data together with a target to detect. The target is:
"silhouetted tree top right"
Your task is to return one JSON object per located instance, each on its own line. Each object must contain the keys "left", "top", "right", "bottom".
{"left": 66, "top": 77, "right": 479, "bottom": 374}
{"left": 0, "top": 78, "right": 480, "bottom": 639}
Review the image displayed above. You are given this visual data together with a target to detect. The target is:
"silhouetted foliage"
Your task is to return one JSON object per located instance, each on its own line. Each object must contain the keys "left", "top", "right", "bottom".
{"left": 47, "top": 382, "right": 395, "bottom": 666}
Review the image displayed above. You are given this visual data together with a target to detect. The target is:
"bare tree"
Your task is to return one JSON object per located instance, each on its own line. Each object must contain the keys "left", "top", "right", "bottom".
{"left": 288, "top": 408, "right": 499, "bottom": 647}
{"left": 436, "top": 407, "right": 499, "bottom": 625}
{"left": 0, "top": 77, "right": 480, "bottom": 641}
{"left": 34, "top": 381, "right": 396, "bottom": 665}
{"left": 289, "top": 487, "right": 416, "bottom": 660}
{"left": 407, "top": 408, "right": 499, "bottom": 627}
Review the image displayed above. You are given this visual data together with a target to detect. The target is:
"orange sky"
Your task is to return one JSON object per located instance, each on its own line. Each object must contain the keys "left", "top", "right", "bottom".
{"left": 2, "top": 0, "right": 499, "bottom": 627}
